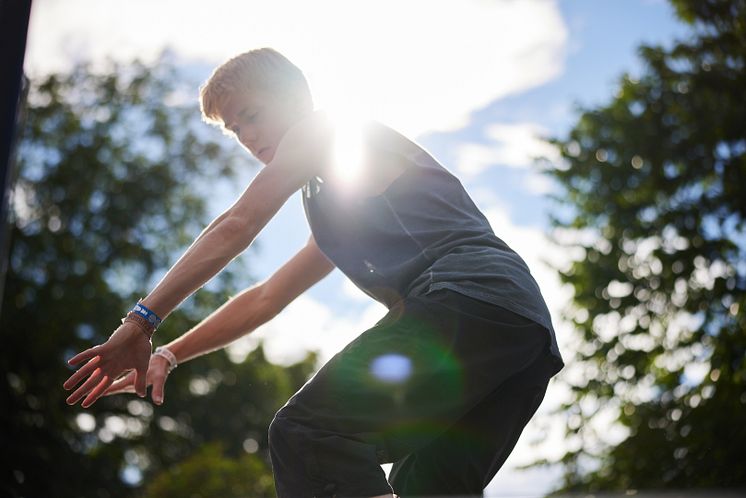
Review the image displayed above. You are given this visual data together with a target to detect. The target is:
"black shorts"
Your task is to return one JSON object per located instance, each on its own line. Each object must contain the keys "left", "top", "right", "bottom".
{"left": 268, "top": 288, "right": 562, "bottom": 497}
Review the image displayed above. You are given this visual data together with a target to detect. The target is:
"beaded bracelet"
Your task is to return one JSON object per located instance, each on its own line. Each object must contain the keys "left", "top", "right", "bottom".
{"left": 122, "top": 312, "right": 155, "bottom": 340}
{"left": 120, "top": 300, "right": 163, "bottom": 340}
{"left": 153, "top": 346, "right": 178, "bottom": 373}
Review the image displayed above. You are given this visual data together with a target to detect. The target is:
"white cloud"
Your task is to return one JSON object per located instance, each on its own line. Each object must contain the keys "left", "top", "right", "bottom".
{"left": 454, "top": 142, "right": 505, "bottom": 178}
{"left": 227, "top": 293, "right": 387, "bottom": 367}
{"left": 523, "top": 171, "right": 559, "bottom": 195}
{"left": 485, "top": 123, "right": 560, "bottom": 169}
{"left": 26, "top": 0, "right": 567, "bottom": 136}
{"left": 342, "top": 277, "right": 371, "bottom": 302}
{"left": 455, "top": 122, "right": 562, "bottom": 196}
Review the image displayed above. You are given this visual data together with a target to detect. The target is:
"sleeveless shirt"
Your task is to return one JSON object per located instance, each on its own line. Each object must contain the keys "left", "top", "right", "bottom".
{"left": 301, "top": 118, "right": 564, "bottom": 367}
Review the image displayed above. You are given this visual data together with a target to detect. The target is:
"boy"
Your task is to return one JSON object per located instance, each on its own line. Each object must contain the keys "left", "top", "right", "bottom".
{"left": 64, "top": 47, "right": 565, "bottom": 497}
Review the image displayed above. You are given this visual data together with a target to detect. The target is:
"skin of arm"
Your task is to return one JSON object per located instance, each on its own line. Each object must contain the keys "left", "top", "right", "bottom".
{"left": 97, "top": 234, "right": 335, "bottom": 401}
{"left": 165, "top": 235, "right": 335, "bottom": 364}
{"left": 63, "top": 112, "right": 334, "bottom": 408}
{"left": 138, "top": 110, "right": 334, "bottom": 322}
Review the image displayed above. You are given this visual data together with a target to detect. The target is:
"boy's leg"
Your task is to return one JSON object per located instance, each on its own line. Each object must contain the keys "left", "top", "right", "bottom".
{"left": 268, "top": 289, "right": 556, "bottom": 498}
{"left": 388, "top": 341, "right": 554, "bottom": 496}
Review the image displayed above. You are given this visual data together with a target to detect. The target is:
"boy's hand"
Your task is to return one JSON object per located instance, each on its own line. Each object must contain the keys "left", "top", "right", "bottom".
{"left": 63, "top": 322, "right": 151, "bottom": 408}
{"left": 101, "top": 353, "right": 173, "bottom": 405}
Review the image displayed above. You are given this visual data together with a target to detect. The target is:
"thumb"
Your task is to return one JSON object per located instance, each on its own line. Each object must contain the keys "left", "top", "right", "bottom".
{"left": 152, "top": 375, "right": 167, "bottom": 405}
{"left": 135, "top": 365, "right": 148, "bottom": 398}
{"left": 102, "top": 371, "right": 136, "bottom": 396}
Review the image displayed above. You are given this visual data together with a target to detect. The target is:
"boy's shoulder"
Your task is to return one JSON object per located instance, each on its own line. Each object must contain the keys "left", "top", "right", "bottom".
{"left": 279, "top": 109, "right": 335, "bottom": 151}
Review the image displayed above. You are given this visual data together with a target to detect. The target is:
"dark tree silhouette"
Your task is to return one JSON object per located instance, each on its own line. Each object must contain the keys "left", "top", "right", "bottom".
{"left": 540, "top": 0, "right": 745, "bottom": 493}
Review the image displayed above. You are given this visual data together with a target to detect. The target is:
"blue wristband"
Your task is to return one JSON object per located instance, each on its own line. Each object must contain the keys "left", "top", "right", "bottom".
{"left": 130, "top": 301, "right": 162, "bottom": 329}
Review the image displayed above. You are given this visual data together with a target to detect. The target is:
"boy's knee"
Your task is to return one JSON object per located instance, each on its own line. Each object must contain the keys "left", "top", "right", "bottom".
{"left": 269, "top": 409, "right": 393, "bottom": 497}
{"left": 268, "top": 411, "right": 293, "bottom": 454}
{"left": 268, "top": 405, "right": 311, "bottom": 457}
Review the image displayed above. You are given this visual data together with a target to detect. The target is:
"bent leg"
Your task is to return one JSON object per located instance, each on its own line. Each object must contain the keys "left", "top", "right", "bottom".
{"left": 269, "top": 414, "right": 392, "bottom": 497}
{"left": 268, "top": 289, "right": 553, "bottom": 497}
{"left": 388, "top": 348, "right": 554, "bottom": 496}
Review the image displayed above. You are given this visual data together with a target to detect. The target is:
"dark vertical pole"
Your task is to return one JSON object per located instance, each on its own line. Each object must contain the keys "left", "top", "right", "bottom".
{"left": 0, "top": 0, "right": 32, "bottom": 311}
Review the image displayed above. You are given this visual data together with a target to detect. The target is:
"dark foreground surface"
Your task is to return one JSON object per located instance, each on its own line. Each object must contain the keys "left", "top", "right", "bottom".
{"left": 360, "top": 492, "right": 746, "bottom": 498}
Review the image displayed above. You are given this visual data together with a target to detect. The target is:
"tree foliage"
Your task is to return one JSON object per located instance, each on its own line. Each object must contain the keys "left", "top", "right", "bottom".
{"left": 141, "top": 442, "right": 275, "bottom": 498}
{"left": 1, "top": 56, "right": 316, "bottom": 498}
{"left": 542, "top": 0, "right": 746, "bottom": 492}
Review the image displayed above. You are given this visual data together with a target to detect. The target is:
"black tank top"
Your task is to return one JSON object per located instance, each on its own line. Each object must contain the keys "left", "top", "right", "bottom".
{"left": 302, "top": 118, "right": 564, "bottom": 365}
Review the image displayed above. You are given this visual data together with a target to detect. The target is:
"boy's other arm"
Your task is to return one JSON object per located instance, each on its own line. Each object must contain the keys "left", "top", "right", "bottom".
{"left": 165, "top": 235, "right": 335, "bottom": 364}
{"left": 260, "top": 234, "right": 336, "bottom": 317}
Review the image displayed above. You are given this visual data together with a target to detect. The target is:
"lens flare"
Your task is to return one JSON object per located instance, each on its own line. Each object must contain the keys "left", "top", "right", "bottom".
{"left": 370, "top": 353, "right": 413, "bottom": 383}
{"left": 328, "top": 107, "right": 367, "bottom": 189}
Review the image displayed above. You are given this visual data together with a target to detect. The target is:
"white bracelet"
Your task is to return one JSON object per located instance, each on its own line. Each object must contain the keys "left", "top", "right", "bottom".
{"left": 154, "top": 346, "right": 178, "bottom": 373}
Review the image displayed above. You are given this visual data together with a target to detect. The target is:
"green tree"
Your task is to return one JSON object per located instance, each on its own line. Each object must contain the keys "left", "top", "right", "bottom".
{"left": 142, "top": 442, "right": 275, "bottom": 498}
{"left": 1, "top": 55, "right": 316, "bottom": 498}
{"left": 541, "top": 0, "right": 745, "bottom": 492}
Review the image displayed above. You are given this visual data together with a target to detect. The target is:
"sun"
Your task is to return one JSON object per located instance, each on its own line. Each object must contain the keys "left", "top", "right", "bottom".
{"left": 326, "top": 103, "right": 369, "bottom": 191}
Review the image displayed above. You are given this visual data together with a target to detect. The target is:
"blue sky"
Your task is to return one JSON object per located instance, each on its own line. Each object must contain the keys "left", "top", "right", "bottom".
{"left": 25, "top": 0, "right": 690, "bottom": 494}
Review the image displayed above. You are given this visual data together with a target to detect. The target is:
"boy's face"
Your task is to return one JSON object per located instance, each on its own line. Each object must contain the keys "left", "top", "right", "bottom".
{"left": 219, "top": 88, "right": 307, "bottom": 165}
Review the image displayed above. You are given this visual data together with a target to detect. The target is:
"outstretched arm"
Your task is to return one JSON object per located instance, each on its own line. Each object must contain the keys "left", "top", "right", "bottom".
{"left": 100, "top": 235, "right": 335, "bottom": 404}
{"left": 141, "top": 110, "right": 333, "bottom": 320}
{"left": 165, "top": 234, "right": 334, "bottom": 364}
{"left": 64, "top": 111, "right": 334, "bottom": 407}
{"left": 139, "top": 119, "right": 332, "bottom": 320}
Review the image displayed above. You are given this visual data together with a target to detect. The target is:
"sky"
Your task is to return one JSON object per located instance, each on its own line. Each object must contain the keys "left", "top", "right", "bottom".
{"left": 25, "top": 0, "right": 691, "bottom": 495}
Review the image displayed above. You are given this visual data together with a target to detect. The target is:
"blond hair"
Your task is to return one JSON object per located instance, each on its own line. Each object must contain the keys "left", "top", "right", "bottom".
{"left": 199, "top": 47, "right": 313, "bottom": 129}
